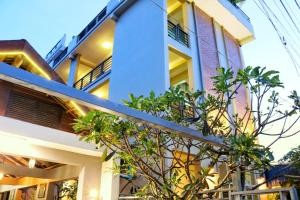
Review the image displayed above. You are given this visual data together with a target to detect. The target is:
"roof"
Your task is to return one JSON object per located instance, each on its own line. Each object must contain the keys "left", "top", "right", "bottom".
{"left": 0, "top": 39, "right": 63, "bottom": 82}
{"left": 0, "top": 62, "right": 225, "bottom": 147}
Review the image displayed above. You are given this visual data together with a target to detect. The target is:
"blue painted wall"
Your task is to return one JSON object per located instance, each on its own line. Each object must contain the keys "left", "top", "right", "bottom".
{"left": 109, "top": 0, "right": 169, "bottom": 103}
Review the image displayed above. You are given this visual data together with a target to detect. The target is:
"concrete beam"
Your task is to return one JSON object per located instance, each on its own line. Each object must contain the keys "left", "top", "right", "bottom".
{"left": 0, "top": 163, "right": 50, "bottom": 179}
{"left": 0, "top": 163, "right": 81, "bottom": 180}
{"left": 0, "top": 116, "right": 101, "bottom": 157}
{"left": 0, "top": 133, "right": 100, "bottom": 166}
{"left": 0, "top": 177, "right": 50, "bottom": 187}
{"left": 0, "top": 63, "right": 224, "bottom": 147}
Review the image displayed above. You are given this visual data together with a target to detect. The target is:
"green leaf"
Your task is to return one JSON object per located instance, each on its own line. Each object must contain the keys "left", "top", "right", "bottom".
{"left": 101, "top": 148, "right": 108, "bottom": 162}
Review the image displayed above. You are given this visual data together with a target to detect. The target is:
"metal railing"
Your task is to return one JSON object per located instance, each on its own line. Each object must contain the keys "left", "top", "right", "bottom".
{"left": 77, "top": 7, "right": 107, "bottom": 42}
{"left": 228, "top": 0, "right": 250, "bottom": 21}
{"left": 168, "top": 20, "right": 190, "bottom": 48}
{"left": 73, "top": 56, "right": 112, "bottom": 90}
{"left": 231, "top": 187, "right": 299, "bottom": 200}
{"left": 198, "top": 188, "right": 233, "bottom": 200}
{"left": 120, "top": 187, "right": 299, "bottom": 200}
{"left": 53, "top": 47, "right": 68, "bottom": 66}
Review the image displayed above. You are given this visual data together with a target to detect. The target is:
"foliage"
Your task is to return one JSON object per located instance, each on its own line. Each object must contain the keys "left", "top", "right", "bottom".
{"left": 74, "top": 66, "right": 300, "bottom": 199}
{"left": 56, "top": 180, "right": 78, "bottom": 200}
{"left": 280, "top": 145, "right": 300, "bottom": 169}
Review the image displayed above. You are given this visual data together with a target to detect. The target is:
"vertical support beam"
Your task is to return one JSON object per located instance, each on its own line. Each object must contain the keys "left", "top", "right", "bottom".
{"left": 99, "top": 158, "right": 120, "bottom": 200}
{"left": 183, "top": 2, "right": 202, "bottom": 91}
{"left": 163, "top": 0, "right": 170, "bottom": 91}
{"left": 12, "top": 55, "right": 24, "bottom": 68}
{"left": 77, "top": 163, "right": 102, "bottom": 200}
{"left": 290, "top": 187, "right": 299, "bottom": 200}
{"left": 213, "top": 21, "right": 228, "bottom": 69}
{"left": 67, "top": 54, "right": 80, "bottom": 87}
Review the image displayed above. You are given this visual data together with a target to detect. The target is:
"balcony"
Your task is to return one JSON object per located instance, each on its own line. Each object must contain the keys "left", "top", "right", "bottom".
{"left": 168, "top": 20, "right": 190, "bottom": 48}
{"left": 73, "top": 56, "right": 112, "bottom": 90}
{"left": 77, "top": 7, "right": 107, "bottom": 42}
{"left": 53, "top": 47, "right": 68, "bottom": 66}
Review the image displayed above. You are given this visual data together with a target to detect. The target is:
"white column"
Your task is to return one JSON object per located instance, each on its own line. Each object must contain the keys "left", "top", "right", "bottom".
{"left": 67, "top": 54, "right": 80, "bottom": 87}
{"left": 184, "top": 2, "right": 202, "bottom": 91}
{"left": 99, "top": 158, "right": 120, "bottom": 200}
{"left": 77, "top": 163, "right": 102, "bottom": 200}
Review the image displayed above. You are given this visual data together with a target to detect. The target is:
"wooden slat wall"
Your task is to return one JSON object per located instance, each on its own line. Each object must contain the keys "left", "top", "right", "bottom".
{"left": 6, "top": 91, "right": 63, "bottom": 129}
{"left": 0, "top": 80, "right": 74, "bottom": 132}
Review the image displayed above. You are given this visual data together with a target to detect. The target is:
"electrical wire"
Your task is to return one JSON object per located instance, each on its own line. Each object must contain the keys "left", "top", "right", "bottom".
{"left": 255, "top": 0, "right": 300, "bottom": 75}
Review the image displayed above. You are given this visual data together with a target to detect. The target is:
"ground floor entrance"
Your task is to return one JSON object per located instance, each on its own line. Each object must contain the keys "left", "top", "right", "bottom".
{"left": 0, "top": 116, "right": 119, "bottom": 200}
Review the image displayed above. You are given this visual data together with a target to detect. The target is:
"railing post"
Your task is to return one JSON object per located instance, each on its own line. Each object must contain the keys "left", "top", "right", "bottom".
{"left": 175, "top": 25, "right": 179, "bottom": 41}
{"left": 80, "top": 79, "right": 83, "bottom": 90}
{"left": 90, "top": 70, "right": 93, "bottom": 83}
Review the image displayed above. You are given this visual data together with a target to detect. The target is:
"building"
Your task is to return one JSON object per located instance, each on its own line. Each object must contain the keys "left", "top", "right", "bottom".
{"left": 0, "top": 0, "right": 254, "bottom": 199}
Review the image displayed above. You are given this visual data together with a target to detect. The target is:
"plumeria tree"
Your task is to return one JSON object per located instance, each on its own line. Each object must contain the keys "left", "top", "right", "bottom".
{"left": 74, "top": 66, "right": 300, "bottom": 199}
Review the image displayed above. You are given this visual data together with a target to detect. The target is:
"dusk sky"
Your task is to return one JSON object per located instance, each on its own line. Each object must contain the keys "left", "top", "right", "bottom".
{"left": 1, "top": 0, "right": 299, "bottom": 160}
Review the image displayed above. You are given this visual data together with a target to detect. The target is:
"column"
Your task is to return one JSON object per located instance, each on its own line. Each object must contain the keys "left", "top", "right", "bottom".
{"left": 99, "top": 158, "right": 120, "bottom": 200}
{"left": 77, "top": 163, "right": 102, "bottom": 200}
{"left": 183, "top": 2, "right": 202, "bottom": 91}
{"left": 67, "top": 54, "right": 80, "bottom": 87}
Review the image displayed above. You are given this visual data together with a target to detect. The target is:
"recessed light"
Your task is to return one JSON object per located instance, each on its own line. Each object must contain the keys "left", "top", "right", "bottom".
{"left": 28, "top": 159, "right": 36, "bottom": 168}
{"left": 0, "top": 173, "right": 4, "bottom": 180}
{"left": 102, "top": 41, "right": 112, "bottom": 49}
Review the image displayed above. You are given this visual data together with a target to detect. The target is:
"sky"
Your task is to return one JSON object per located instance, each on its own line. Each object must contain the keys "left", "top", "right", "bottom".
{"left": 0, "top": 0, "right": 299, "bottom": 160}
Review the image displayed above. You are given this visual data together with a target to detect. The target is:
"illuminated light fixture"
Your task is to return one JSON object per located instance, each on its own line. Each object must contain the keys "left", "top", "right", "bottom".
{"left": 28, "top": 158, "right": 36, "bottom": 168}
{"left": 93, "top": 90, "right": 106, "bottom": 99}
{"left": 101, "top": 41, "right": 112, "bottom": 49}
{"left": 70, "top": 101, "right": 86, "bottom": 116}
{"left": 0, "top": 52, "right": 51, "bottom": 80}
{"left": 89, "top": 189, "right": 98, "bottom": 198}
{"left": 0, "top": 172, "right": 3, "bottom": 180}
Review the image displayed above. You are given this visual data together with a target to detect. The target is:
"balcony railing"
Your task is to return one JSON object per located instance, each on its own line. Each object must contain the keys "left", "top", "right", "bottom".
{"left": 73, "top": 56, "right": 112, "bottom": 90}
{"left": 168, "top": 20, "right": 190, "bottom": 48}
{"left": 77, "top": 7, "right": 107, "bottom": 42}
{"left": 228, "top": 0, "right": 250, "bottom": 21}
{"left": 53, "top": 47, "right": 68, "bottom": 66}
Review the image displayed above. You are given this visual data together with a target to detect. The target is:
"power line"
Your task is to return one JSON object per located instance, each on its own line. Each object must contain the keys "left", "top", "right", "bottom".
{"left": 295, "top": 0, "right": 300, "bottom": 10}
{"left": 255, "top": 0, "right": 300, "bottom": 76}
{"left": 279, "top": 0, "right": 300, "bottom": 35}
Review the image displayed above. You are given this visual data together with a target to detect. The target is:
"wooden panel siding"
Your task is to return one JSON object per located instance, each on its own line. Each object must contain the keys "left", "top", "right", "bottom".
{"left": 0, "top": 80, "right": 74, "bottom": 133}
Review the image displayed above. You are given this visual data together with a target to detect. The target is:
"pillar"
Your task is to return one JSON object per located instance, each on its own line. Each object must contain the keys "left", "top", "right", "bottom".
{"left": 77, "top": 163, "right": 102, "bottom": 200}
{"left": 183, "top": 2, "right": 202, "bottom": 91}
{"left": 67, "top": 54, "right": 80, "bottom": 87}
{"left": 99, "top": 158, "right": 120, "bottom": 200}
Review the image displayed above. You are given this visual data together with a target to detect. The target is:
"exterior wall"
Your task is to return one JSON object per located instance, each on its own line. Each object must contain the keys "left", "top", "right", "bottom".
{"left": 109, "top": 0, "right": 168, "bottom": 102}
{"left": 0, "top": 80, "right": 74, "bottom": 133}
{"left": 194, "top": 6, "right": 249, "bottom": 117}
{"left": 194, "top": 6, "right": 220, "bottom": 93}
{"left": 223, "top": 30, "right": 248, "bottom": 116}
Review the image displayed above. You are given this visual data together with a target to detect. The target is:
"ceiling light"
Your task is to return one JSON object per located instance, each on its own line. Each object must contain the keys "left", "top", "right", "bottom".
{"left": 28, "top": 159, "right": 36, "bottom": 168}
{"left": 102, "top": 42, "right": 112, "bottom": 49}
{"left": 89, "top": 189, "right": 98, "bottom": 198}
{"left": 0, "top": 173, "right": 4, "bottom": 180}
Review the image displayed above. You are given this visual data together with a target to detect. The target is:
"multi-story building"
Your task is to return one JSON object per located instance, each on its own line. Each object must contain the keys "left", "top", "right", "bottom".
{"left": 46, "top": 0, "right": 253, "bottom": 104}
{"left": 0, "top": 0, "right": 254, "bottom": 199}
